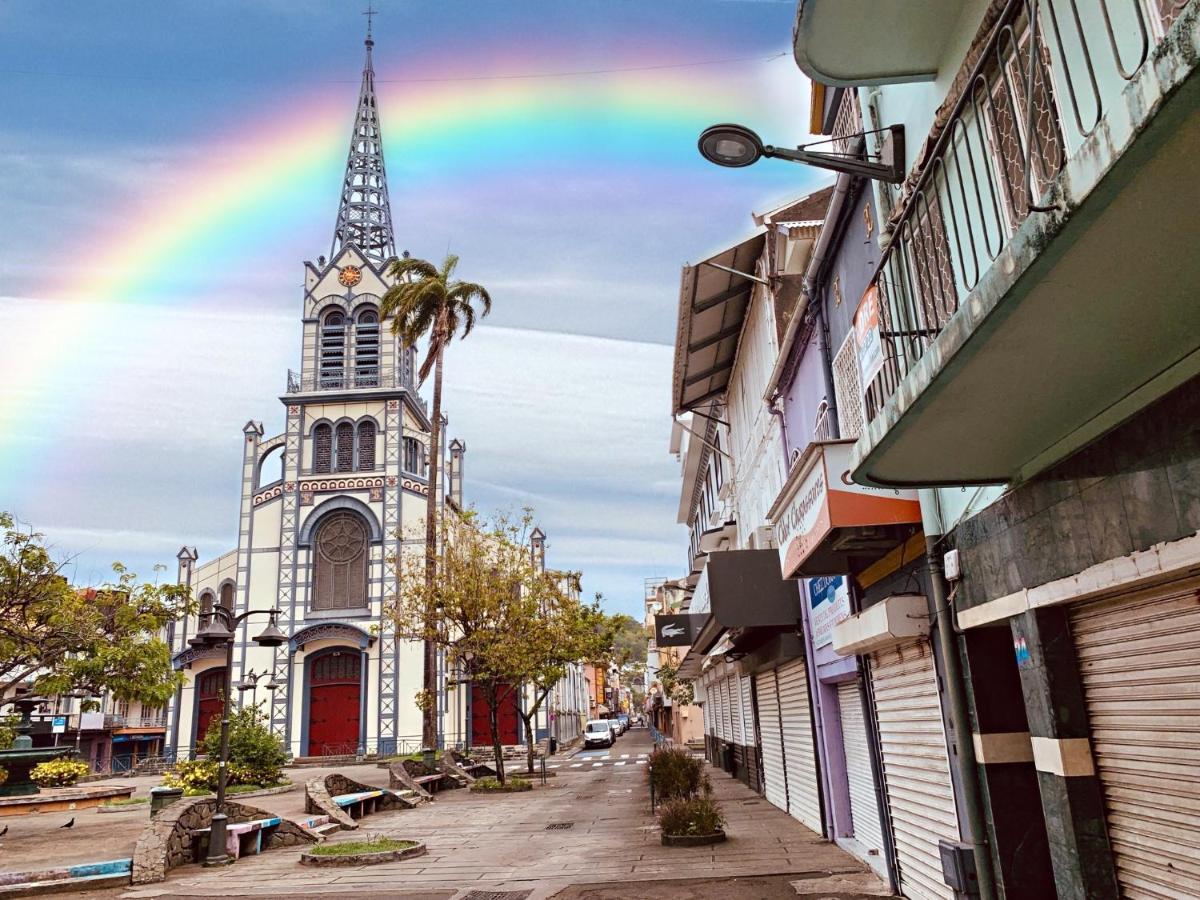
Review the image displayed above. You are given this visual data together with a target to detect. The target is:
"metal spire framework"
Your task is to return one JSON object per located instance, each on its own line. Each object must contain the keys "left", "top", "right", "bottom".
{"left": 331, "top": 11, "right": 396, "bottom": 264}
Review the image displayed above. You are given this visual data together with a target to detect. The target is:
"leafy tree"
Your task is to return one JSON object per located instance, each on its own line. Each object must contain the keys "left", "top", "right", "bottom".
{"left": 609, "top": 613, "right": 648, "bottom": 671}
{"left": 0, "top": 513, "right": 193, "bottom": 705}
{"left": 388, "top": 508, "right": 563, "bottom": 785}
{"left": 381, "top": 253, "right": 492, "bottom": 751}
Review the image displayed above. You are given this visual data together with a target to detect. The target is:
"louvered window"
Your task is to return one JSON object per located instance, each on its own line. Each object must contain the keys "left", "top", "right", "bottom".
{"left": 403, "top": 436, "right": 422, "bottom": 474}
{"left": 320, "top": 312, "right": 346, "bottom": 389}
{"left": 312, "top": 513, "right": 368, "bottom": 611}
{"left": 313, "top": 423, "right": 333, "bottom": 473}
{"left": 335, "top": 422, "right": 354, "bottom": 472}
{"left": 219, "top": 582, "right": 234, "bottom": 611}
{"left": 833, "top": 331, "right": 866, "bottom": 440}
{"left": 354, "top": 309, "right": 380, "bottom": 387}
{"left": 356, "top": 420, "right": 376, "bottom": 470}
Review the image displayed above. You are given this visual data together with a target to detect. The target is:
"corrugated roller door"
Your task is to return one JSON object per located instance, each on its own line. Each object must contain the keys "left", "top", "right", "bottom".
{"left": 730, "top": 675, "right": 745, "bottom": 746}
{"left": 756, "top": 671, "right": 787, "bottom": 812}
{"left": 720, "top": 678, "right": 733, "bottom": 742}
{"left": 777, "top": 659, "right": 822, "bottom": 833}
{"left": 870, "top": 642, "right": 958, "bottom": 900}
{"left": 711, "top": 679, "right": 723, "bottom": 741}
{"left": 838, "top": 680, "right": 885, "bottom": 859}
{"left": 1071, "top": 578, "right": 1200, "bottom": 899}
{"left": 741, "top": 676, "right": 756, "bottom": 747}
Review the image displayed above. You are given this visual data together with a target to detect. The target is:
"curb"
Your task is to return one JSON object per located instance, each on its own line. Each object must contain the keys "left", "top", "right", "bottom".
{"left": 299, "top": 841, "right": 426, "bottom": 867}
{"left": 0, "top": 859, "right": 131, "bottom": 897}
{"left": 175, "top": 782, "right": 297, "bottom": 802}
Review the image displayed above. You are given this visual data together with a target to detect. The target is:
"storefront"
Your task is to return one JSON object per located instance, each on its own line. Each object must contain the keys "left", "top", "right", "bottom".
{"left": 768, "top": 440, "right": 933, "bottom": 884}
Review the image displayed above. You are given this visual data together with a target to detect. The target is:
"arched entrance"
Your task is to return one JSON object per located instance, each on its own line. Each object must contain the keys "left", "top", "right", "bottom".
{"left": 195, "top": 667, "right": 226, "bottom": 746}
{"left": 306, "top": 648, "right": 362, "bottom": 756}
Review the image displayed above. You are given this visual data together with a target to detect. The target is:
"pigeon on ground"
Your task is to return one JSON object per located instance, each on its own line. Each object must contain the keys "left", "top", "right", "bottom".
{"left": 60, "top": 818, "right": 74, "bottom": 829}
{"left": 0, "top": 825, "right": 8, "bottom": 837}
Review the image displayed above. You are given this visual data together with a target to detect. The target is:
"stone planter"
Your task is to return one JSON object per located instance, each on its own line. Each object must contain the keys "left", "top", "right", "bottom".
{"left": 661, "top": 828, "right": 726, "bottom": 847}
{"left": 469, "top": 781, "right": 533, "bottom": 794}
{"left": 300, "top": 841, "right": 426, "bottom": 867}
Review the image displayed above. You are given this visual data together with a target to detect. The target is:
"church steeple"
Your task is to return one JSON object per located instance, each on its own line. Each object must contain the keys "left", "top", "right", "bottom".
{"left": 330, "top": 13, "right": 395, "bottom": 265}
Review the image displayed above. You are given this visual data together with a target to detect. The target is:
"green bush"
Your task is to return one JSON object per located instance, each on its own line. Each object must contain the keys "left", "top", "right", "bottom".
{"left": 201, "top": 705, "right": 287, "bottom": 786}
{"left": 471, "top": 776, "right": 531, "bottom": 791}
{"left": 162, "top": 758, "right": 219, "bottom": 792}
{"left": 657, "top": 794, "right": 725, "bottom": 837}
{"left": 31, "top": 757, "right": 90, "bottom": 788}
{"left": 307, "top": 838, "right": 417, "bottom": 857}
{"left": 647, "top": 747, "right": 706, "bottom": 801}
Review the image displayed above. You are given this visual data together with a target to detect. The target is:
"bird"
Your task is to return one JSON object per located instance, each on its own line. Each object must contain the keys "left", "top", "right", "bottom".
{"left": 60, "top": 818, "right": 74, "bottom": 829}
{"left": 0, "top": 825, "right": 8, "bottom": 837}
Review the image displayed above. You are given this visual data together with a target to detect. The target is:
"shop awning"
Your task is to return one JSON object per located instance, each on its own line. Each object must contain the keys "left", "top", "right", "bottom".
{"left": 672, "top": 232, "right": 767, "bottom": 414}
{"left": 677, "top": 549, "right": 803, "bottom": 678}
{"left": 768, "top": 440, "right": 922, "bottom": 579}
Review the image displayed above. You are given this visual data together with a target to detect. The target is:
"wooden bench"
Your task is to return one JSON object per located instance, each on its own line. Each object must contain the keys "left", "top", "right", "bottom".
{"left": 411, "top": 773, "right": 446, "bottom": 794}
{"left": 194, "top": 816, "right": 282, "bottom": 861}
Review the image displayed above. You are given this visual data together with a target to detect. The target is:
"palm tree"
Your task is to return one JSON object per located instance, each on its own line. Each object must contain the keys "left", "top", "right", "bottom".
{"left": 381, "top": 253, "right": 492, "bottom": 750}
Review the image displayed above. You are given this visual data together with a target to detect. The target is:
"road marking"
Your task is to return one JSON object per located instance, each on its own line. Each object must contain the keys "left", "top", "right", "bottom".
{"left": 614, "top": 761, "right": 626, "bottom": 767}
{"left": 592, "top": 762, "right": 603, "bottom": 768}
{"left": 548, "top": 765, "right": 560, "bottom": 769}
{"left": 636, "top": 760, "right": 647, "bottom": 765}
{"left": 570, "top": 763, "right": 583, "bottom": 768}
{"left": 620, "top": 754, "right": 629, "bottom": 759}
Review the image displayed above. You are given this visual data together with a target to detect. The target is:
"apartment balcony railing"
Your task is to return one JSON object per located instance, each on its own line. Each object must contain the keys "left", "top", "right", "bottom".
{"left": 867, "top": 0, "right": 1157, "bottom": 420}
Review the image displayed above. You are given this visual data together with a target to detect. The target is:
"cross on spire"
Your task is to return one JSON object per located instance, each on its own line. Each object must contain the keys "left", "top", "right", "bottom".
{"left": 330, "top": 13, "right": 396, "bottom": 265}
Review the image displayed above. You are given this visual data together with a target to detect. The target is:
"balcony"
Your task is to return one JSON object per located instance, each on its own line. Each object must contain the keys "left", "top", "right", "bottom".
{"left": 286, "top": 367, "right": 409, "bottom": 395}
{"left": 851, "top": 0, "right": 1200, "bottom": 487}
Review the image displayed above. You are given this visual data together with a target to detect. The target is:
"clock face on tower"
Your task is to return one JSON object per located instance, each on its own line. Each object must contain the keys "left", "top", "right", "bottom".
{"left": 338, "top": 265, "right": 362, "bottom": 287}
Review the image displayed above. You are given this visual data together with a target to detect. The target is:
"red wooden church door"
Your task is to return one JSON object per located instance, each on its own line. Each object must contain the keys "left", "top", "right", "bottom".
{"left": 471, "top": 682, "right": 520, "bottom": 747}
{"left": 307, "top": 650, "right": 361, "bottom": 756}
{"left": 195, "top": 668, "right": 226, "bottom": 745}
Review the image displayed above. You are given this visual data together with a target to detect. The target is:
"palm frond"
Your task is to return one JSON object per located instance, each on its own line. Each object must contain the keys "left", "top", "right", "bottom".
{"left": 439, "top": 254, "right": 460, "bottom": 282}
{"left": 417, "top": 341, "right": 440, "bottom": 384}
{"left": 386, "top": 256, "right": 438, "bottom": 281}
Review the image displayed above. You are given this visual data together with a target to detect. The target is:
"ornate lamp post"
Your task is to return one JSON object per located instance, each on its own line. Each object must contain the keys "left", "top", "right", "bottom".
{"left": 235, "top": 670, "right": 283, "bottom": 711}
{"left": 188, "top": 606, "right": 286, "bottom": 867}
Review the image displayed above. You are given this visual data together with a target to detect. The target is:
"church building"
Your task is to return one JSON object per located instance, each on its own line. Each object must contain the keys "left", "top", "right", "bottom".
{"left": 166, "top": 29, "right": 469, "bottom": 760}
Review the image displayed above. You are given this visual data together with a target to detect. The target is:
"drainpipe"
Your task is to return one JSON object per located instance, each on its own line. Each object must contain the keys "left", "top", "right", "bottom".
{"left": 923, "top": 504, "right": 997, "bottom": 900}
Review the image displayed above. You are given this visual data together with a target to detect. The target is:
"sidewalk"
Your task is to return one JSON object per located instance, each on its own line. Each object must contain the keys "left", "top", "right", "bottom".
{"left": 116, "top": 729, "right": 883, "bottom": 899}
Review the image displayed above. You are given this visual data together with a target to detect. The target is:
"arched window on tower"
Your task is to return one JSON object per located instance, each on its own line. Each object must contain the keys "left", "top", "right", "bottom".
{"left": 312, "top": 513, "right": 369, "bottom": 611}
{"left": 320, "top": 311, "right": 347, "bottom": 389}
{"left": 199, "top": 591, "right": 214, "bottom": 617}
{"left": 356, "top": 420, "right": 376, "bottom": 470}
{"left": 403, "top": 436, "right": 422, "bottom": 475}
{"left": 335, "top": 422, "right": 354, "bottom": 472}
{"left": 313, "top": 423, "right": 333, "bottom": 474}
{"left": 355, "top": 309, "right": 380, "bottom": 387}
{"left": 219, "top": 582, "right": 234, "bottom": 611}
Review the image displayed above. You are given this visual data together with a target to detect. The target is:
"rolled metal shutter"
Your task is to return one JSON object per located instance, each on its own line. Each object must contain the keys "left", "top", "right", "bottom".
{"left": 870, "top": 641, "right": 958, "bottom": 900}
{"left": 711, "top": 678, "right": 723, "bottom": 742}
{"left": 741, "top": 676, "right": 756, "bottom": 747}
{"left": 720, "top": 678, "right": 733, "bottom": 742}
{"left": 777, "top": 659, "right": 822, "bottom": 832}
{"left": 756, "top": 670, "right": 788, "bottom": 812}
{"left": 730, "top": 675, "right": 745, "bottom": 747}
{"left": 1070, "top": 578, "right": 1200, "bottom": 899}
{"left": 838, "top": 680, "right": 886, "bottom": 860}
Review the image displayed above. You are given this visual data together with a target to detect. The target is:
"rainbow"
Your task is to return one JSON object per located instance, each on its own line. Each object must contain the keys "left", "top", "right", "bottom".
{"left": 1, "top": 40, "right": 807, "bottom": 483}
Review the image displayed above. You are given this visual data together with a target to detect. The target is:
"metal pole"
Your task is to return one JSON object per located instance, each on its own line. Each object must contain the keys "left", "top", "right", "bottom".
{"left": 926, "top": 535, "right": 996, "bottom": 900}
{"left": 205, "top": 611, "right": 237, "bottom": 867}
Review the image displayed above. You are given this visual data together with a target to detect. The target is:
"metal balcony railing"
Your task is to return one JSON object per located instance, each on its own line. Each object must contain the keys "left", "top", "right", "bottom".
{"left": 866, "top": 0, "right": 1158, "bottom": 421}
{"left": 286, "top": 368, "right": 407, "bottom": 393}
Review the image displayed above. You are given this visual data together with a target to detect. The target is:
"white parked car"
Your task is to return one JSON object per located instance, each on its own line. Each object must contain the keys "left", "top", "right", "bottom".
{"left": 584, "top": 719, "right": 615, "bottom": 748}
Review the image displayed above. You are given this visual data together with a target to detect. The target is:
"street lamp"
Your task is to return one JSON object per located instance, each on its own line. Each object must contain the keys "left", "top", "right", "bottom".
{"left": 189, "top": 605, "right": 286, "bottom": 867}
{"left": 697, "top": 122, "right": 907, "bottom": 183}
{"left": 235, "top": 670, "right": 282, "bottom": 710}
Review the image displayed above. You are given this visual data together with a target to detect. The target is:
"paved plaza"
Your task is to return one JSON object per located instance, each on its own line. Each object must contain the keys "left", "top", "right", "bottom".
{"left": 72, "top": 729, "right": 881, "bottom": 899}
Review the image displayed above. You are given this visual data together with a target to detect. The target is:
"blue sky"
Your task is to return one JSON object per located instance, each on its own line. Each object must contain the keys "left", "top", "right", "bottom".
{"left": 0, "top": 0, "right": 821, "bottom": 617}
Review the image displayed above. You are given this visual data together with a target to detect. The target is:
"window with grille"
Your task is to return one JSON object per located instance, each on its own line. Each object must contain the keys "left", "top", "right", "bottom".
{"left": 354, "top": 309, "right": 380, "bottom": 387}
{"left": 356, "top": 420, "right": 376, "bottom": 470}
{"left": 833, "top": 331, "right": 866, "bottom": 440}
{"left": 219, "top": 582, "right": 234, "bottom": 611}
{"left": 320, "top": 312, "right": 347, "bottom": 388}
{"left": 335, "top": 422, "right": 354, "bottom": 472}
{"left": 313, "top": 423, "right": 333, "bottom": 473}
{"left": 312, "top": 513, "right": 369, "bottom": 611}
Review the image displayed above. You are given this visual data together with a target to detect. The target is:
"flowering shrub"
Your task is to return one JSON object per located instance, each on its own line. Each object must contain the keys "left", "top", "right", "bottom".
{"left": 0, "top": 766, "right": 9, "bottom": 786}
{"left": 31, "top": 757, "right": 90, "bottom": 788}
{"left": 161, "top": 758, "right": 219, "bottom": 792}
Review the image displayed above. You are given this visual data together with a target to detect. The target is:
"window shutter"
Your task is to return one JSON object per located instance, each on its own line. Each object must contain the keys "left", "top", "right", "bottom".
{"left": 833, "top": 331, "right": 865, "bottom": 440}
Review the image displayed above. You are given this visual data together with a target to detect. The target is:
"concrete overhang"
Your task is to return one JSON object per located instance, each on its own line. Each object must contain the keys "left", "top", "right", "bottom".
{"left": 853, "top": 20, "right": 1200, "bottom": 488}
{"left": 793, "top": 0, "right": 966, "bottom": 86}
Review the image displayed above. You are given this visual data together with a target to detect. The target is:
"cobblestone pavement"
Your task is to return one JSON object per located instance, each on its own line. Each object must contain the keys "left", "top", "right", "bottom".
{"left": 111, "top": 729, "right": 882, "bottom": 900}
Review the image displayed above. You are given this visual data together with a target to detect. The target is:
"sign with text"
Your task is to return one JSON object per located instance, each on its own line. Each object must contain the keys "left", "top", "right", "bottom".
{"left": 770, "top": 441, "right": 922, "bottom": 579}
{"left": 807, "top": 575, "right": 851, "bottom": 648}
{"left": 654, "top": 614, "right": 706, "bottom": 647}
{"left": 854, "top": 285, "right": 884, "bottom": 387}
{"left": 51, "top": 716, "right": 67, "bottom": 735}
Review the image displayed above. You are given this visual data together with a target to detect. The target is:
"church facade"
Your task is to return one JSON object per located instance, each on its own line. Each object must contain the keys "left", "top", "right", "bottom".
{"left": 165, "top": 31, "right": 466, "bottom": 760}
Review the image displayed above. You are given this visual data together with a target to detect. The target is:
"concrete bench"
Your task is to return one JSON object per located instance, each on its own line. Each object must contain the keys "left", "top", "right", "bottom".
{"left": 193, "top": 816, "right": 282, "bottom": 861}
{"left": 411, "top": 773, "right": 446, "bottom": 793}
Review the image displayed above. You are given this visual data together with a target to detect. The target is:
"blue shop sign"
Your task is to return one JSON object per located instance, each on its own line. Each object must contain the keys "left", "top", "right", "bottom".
{"left": 806, "top": 575, "right": 851, "bottom": 649}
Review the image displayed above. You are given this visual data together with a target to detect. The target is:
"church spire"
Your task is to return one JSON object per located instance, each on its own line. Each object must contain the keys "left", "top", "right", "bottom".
{"left": 331, "top": 10, "right": 395, "bottom": 265}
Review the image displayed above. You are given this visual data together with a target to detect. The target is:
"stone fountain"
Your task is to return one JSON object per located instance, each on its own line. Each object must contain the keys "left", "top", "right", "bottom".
{"left": 0, "top": 697, "right": 71, "bottom": 796}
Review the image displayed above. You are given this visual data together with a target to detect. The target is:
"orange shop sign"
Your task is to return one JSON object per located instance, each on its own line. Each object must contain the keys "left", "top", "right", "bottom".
{"left": 770, "top": 441, "right": 921, "bottom": 579}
